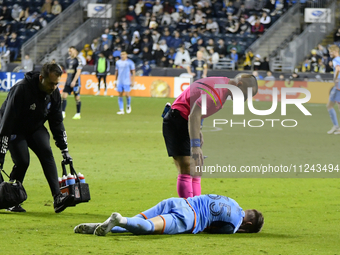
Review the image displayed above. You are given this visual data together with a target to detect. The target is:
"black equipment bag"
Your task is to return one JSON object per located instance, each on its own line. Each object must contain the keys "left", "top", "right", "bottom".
{"left": 0, "top": 170, "right": 27, "bottom": 209}
{"left": 59, "top": 161, "right": 90, "bottom": 206}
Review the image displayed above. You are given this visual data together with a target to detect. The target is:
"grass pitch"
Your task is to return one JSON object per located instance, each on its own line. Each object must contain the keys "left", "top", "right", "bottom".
{"left": 0, "top": 94, "right": 339, "bottom": 255}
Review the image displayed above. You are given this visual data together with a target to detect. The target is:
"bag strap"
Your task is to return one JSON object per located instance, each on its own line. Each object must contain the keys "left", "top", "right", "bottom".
{"left": 61, "top": 160, "right": 79, "bottom": 182}
{"left": 0, "top": 169, "right": 10, "bottom": 183}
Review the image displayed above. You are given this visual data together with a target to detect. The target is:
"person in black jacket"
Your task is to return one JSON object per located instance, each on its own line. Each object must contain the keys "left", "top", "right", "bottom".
{"left": 0, "top": 63, "right": 74, "bottom": 213}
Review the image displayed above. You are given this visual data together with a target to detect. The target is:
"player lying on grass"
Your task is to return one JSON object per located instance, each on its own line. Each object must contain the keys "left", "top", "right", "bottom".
{"left": 74, "top": 194, "right": 264, "bottom": 236}
{"left": 163, "top": 74, "right": 258, "bottom": 198}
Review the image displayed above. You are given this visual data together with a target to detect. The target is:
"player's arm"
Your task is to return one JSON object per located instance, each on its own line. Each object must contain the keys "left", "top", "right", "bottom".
{"left": 186, "top": 64, "right": 195, "bottom": 77}
{"left": 188, "top": 102, "right": 203, "bottom": 169}
{"left": 0, "top": 86, "right": 24, "bottom": 168}
{"left": 334, "top": 65, "right": 340, "bottom": 83}
{"left": 131, "top": 69, "right": 135, "bottom": 87}
{"left": 71, "top": 68, "right": 81, "bottom": 88}
{"left": 114, "top": 68, "right": 118, "bottom": 87}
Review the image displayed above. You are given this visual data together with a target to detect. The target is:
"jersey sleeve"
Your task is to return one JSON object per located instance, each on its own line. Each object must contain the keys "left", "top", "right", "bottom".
{"left": 76, "top": 57, "right": 83, "bottom": 70}
{"left": 129, "top": 60, "right": 135, "bottom": 71}
{"left": 48, "top": 90, "right": 68, "bottom": 151}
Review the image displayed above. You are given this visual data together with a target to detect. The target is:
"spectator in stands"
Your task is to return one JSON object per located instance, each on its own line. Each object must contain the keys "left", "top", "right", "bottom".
{"left": 141, "top": 60, "right": 152, "bottom": 75}
{"left": 317, "top": 58, "right": 326, "bottom": 74}
{"left": 194, "top": 9, "right": 205, "bottom": 23}
{"left": 225, "top": 14, "right": 238, "bottom": 34}
{"left": 141, "top": 46, "right": 154, "bottom": 63}
{"left": 247, "top": 14, "right": 259, "bottom": 26}
{"left": 7, "top": 32, "right": 20, "bottom": 61}
{"left": 19, "top": 7, "right": 30, "bottom": 22}
{"left": 251, "top": 19, "right": 265, "bottom": 36}
{"left": 174, "top": 44, "right": 190, "bottom": 67}
{"left": 33, "top": 16, "right": 47, "bottom": 30}
{"left": 235, "top": 3, "right": 248, "bottom": 19}
{"left": 227, "top": 40, "right": 241, "bottom": 54}
{"left": 334, "top": 28, "right": 340, "bottom": 44}
{"left": 140, "top": 12, "right": 151, "bottom": 27}
{"left": 167, "top": 47, "right": 176, "bottom": 67}
{"left": 226, "top": 1, "right": 236, "bottom": 15}
{"left": 100, "top": 34, "right": 110, "bottom": 52}
{"left": 91, "top": 38, "right": 100, "bottom": 56}
{"left": 190, "top": 38, "right": 204, "bottom": 56}
{"left": 135, "top": 0, "right": 144, "bottom": 16}
{"left": 301, "top": 58, "right": 311, "bottom": 72}
{"left": 126, "top": 5, "right": 137, "bottom": 22}
{"left": 158, "top": 39, "right": 168, "bottom": 53}
{"left": 161, "top": 11, "right": 172, "bottom": 26}
{"left": 206, "top": 39, "right": 215, "bottom": 52}
{"left": 183, "top": 1, "right": 194, "bottom": 15}
{"left": 21, "top": 54, "right": 34, "bottom": 72}
{"left": 41, "top": 0, "right": 52, "bottom": 15}
{"left": 207, "top": 48, "right": 219, "bottom": 69}
{"left": 26, "top": 12, "right": 38, "bottom": 29}
{"left": 152, "top": 0, "right": 163, "bottom": 15}
{"left": 215, "top": 39, "right": 226, "bottom": 58}
{"left": 149, "top": 16, "right": 158, "bottom": 29}
{"left": 316, "top": 44, "right": 328, "bottom": 58}
{"left": 252, "top": 70, "right": 263, "bottom": 80}
{"left": 81, "top": 44, "right": 94, "bottom": 65}
{"left": 0, "top": 40, "right": 10, "bottom": 61}
{"left": 154, "top": 43, "right": 164, "bottom": 66}
{"left": 243, "top": 49, "right": 254, "bottom": 70}
{"left": 141, "top": 36, "right": 153, "bottom": 52}
{"left": 229, "top": 48, "right": 238, "bottom": 69}
{"left": 206, "top": 18, "right": 219, "bottom": 35}
{"left": 253, "top": 54, "right": 262, "bottom": 70}
{"left": 169, "top": 31, "right": 183, "bottom": 50}
{"left": 51, "top": 0, "right": 62, "bottom": 16}
{"left": 11, "top": 4, "right": 22, "bottom": 22}
{"left": 198, "top": 46, "right": 210, "bottom": 62}
{"left": 177, "top": 18, "right": 189, "bottom": 32}
{"left": 278, "top": 74, "right": 285, "bottom": 81}
{"left": 163, "top": 1, "right": 173, "bottom": 14}
{"left": 260, "top": 57, "right": 270, "bottom": 71}
{"left": 326, "top": 60, "right": 333, "bottom": 73}
{"left": 111, "top": 22, "right": 120, "bottom": 37}
{"left": 190, "top": 32, "right": 200, "bottom": 45}
{"left": 202, "top": 2, "right": 213, "bottom": 19}
{"left": 260, "top": 12, "right": 271, "bottom": 29}
{"left": 102, "top": 44, "right": 112, "bottom": 59}
{"left": 237, "top": 17, "right": 251, "bottom": 34}
{"left": 264, "top": 71, "right": 275, "bottom": 80}
{"left": 0, "top": 6, "right": 11, "bottom": 23}
{"left": 160, "top": 30, "right": 172, "bottom": 47}
{"left": 309, "top": 49, "right": 321, "bottom": 73}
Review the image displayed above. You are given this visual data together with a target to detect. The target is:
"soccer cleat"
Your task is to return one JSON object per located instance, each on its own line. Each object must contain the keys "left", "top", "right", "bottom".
{"left": 327, "top": 126, "right": 339, "bottom": 134}
{"left": 117, "top": 110, "right": 125, "bottom": 115}
{"left": 333, "top": 129, "right": 340, "bottom": 135}
{"left": 72, "top": 113, "right": 81, "bottom": 120}
{"left": 74, "top": 223, "right": 101, "bottom": 234}
{"left": 95, "top": 91, "right": 100, "bottom": 96}
{"left": 54, "top": 193, "right": 73, "bottom": 213}
{"left": 126, "top": 106, "right": 131, "bottom": 114}
{"left": 94, "top": 212, "right": 122, "bottom": 236}
{"left": 62, "top": 111, "right": 66, "bottom": 119}
{"left": 7, "top": 204, "right": 26, "bottom": 212}
{"left": 104, "top": 90, "right": 107, "bottom": 96}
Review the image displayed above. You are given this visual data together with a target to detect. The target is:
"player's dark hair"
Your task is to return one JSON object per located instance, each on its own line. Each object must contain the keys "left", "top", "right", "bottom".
{"left": 41, "top": 62, "right": 63, "bottom": 78}
{"left": 69, "top": 46, "right": 78, "bottom": 52}
{"left": 248, "top": 209, "right": 264, "bottom": 233}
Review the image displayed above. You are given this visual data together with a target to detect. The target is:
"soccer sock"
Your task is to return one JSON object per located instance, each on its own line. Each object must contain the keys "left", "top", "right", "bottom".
{"left": 76, "top": 100, "right": 81, "bottom": 114}
{"left": 328, "top": 108, "right": 338, "bottom": 127}
{"left": 192, "top": 177, "right": 201, "bottom": 196}
{"left": 126, "top": 96, "right": 131, "bottom": 106}
{"left": 123, "top": 217, "right": 155, "bottom": 235}
{"left": 110, "top": 226, "right": 128, "bottom": 233}
{"left": 177, "top": 174, "right": 193, "bottom": 198}
{"left": 118, "top": 97, "right": 124, "bottom": 110}
{"left": 61, "top": 99, "right": 67, "bottom": 111}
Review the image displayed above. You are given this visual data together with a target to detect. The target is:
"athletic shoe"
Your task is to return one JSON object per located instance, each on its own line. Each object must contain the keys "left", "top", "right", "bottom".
{"left": 333, "top": 129, "right": 340, "bottom": 135}
{"left": 74, "top": 223, "right": 100, "bottom": 234}
{"left": 7, "top": 204, "right": 26, "bottom": 212}
{"left": 126, "top": 105, "right": 131, "bottom": 114}
{"left": 117, "top": 110, "right": 125, "bottom": 115}
{"left": 73, "top": 113, "right": 81, "bottom": 120}
{"left": 327, "top": 126, "right": 339, "bottom": 134}
{"left": 94, "top": 212, "right": 122, "bottom": 236}
{"left": 62, "top": 111, "right": 66, "bottom": 119}
{"left": 95, "top": 91, "right": 100, "bottom": 96}
{"left": 104, "top": 90, "right": 107, "bottom": 96}
{"left": 54, "top": 193, "right": 73, "bottom": 213}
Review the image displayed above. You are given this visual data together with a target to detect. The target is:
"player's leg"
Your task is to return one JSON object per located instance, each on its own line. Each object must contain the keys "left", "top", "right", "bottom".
{"left": 73, "top": 92, "right": 81, "bottom": 119}
{"left": 96, "top": 75, "right": 102, "bottom": 95}
{"left": 103, "top": 75, "right": 107, "bottom": 95}
{"left": 327, "top": 87, "right": 339, "bottom": 134}
{"left": 117, "top": 83, "right": 125, "bottom": 114}
{"left": 7, "top": 134, "right": 30, "bottom": 212}
{"left": 61, "top": 91, "right": 69, "bottom": 119}
{"left": 163, "top": 109, "right": 193, "bottom": 198}
{"left": 27, "top": 126, "right": 72, "bottom": 213}
{"left": 334, "top": 102, "right": 340, "bottom": 134}
{"left": 124, "top": 85, "right": 132, "bottom": 113}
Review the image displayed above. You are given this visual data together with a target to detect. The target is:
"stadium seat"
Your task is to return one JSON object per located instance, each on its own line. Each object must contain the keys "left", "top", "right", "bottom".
{"left": 45, "top": 14, "right": 55, "bottom": 22}
{"left": 61, "top": 0, "right": 72, "bottom": 10}
{"left": 27, "top": 28, "right": 37, "bottom": 38}
{"left": 18, "top": 28, "right": 27, "bottom": 36}
{"left": 5, "top": 0, "right": 14, "bottom": 6}
{"left": 32, "top": 0, "right": 43, "bottom": 8}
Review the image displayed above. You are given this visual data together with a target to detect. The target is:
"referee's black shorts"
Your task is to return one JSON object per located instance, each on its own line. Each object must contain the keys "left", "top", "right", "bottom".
{"left": 162, "top": 109, "right": 190, "bottom": 157}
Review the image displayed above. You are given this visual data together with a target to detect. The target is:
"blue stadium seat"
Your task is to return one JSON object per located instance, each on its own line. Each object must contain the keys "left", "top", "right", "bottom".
{"left": 18, "top": 28, "right": 27, "bottom": 36}
{"left": 26, "top": 28, "right": 37, "bottom": 38}
{"left": 18, "top": 35, "right": 28, "bottom": 47}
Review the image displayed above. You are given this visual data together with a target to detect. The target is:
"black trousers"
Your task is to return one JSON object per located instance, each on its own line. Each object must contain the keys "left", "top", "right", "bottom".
{"left": 97, "top": 74, "right": 107, "bottom": 89}
{"left": 8, "top": 126, "right": 60, "bottom": 197}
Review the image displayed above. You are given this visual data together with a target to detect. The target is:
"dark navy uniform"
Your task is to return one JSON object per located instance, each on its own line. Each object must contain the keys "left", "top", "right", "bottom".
{"left": 0, "top": 72, "right": 68, "bottom": 196}
{"left": 191, "top": 59, "right": 207, "bottom": 80}
{"left": 64, "top": 56, "right": 83, "bottom": 95}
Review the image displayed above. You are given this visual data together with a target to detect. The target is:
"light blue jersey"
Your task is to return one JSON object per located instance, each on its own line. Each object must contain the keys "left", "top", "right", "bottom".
{"left": 115, "top": 59, "right": 135, "bottom": 86}
{"left": 333, "top": 56, "right": 340, "bottom": 90}
{"left": 187, "top": 194, "right": 245, "bottom": 234}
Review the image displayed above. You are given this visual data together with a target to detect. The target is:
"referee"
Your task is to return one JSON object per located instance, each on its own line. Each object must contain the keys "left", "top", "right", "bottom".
{"left": 0, "top": 63, "right": 73, "bottom": 213}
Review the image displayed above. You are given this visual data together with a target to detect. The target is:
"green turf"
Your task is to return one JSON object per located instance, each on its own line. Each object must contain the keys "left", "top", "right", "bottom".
{"left": 0, "top": 94, "right": 339, "bottom": 255}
